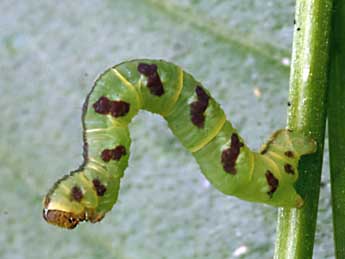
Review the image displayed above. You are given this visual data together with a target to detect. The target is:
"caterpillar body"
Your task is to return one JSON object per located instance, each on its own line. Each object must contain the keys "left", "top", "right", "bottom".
{"left": 43, "top": 59, "right": 316, "bottom": 229}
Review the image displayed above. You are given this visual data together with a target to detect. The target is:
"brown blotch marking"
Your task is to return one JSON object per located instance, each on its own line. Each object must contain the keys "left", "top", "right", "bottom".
{"left": 138, "top": 63, "right": 157, "bottom": 76}
{"left": 92, "top": 179, "right": 107, "bottom": 196}
{"left": 284, "top": 163, "right": 295, "bottom": 175}
{"left": 109, "top": 101, "right": 130, "bottom": 117}
{"left": 112, "top": 145, "right": 126, "bottom": 160}
{"left": 137, "top": 63, "right": 164, "bottom": 96}
{"left": 190, "top": 86, "right": 210, "bottom": 128}
{"left": 191, "top": 113, "right": 205, "bottom": 128}
{"left": 147, "top": 73, "right": 164, "bottom": 96}
{"left": 284, "top": 151, "right": 294, "bottom": 158}
{"left": 221, "top": 133, "right": 243, "bottom": 174}
{"left": 93, "top": 96, "right": 111, "bottom": 114}
{"left": 195, "top": 86, "right": 209, "bottom": 104}
{"left": 101, "top": 149, "right": 113, "bottom": 162}
{"left": 101, "top": 145, "right": 126, "bottom": 162}
{"left": 93, "top": 96, "right": 130, "bottom": 118}
{"left": 265, "top": 170, "right": 279, "bottom": 197}
{"left": 71, "top": 186, "right": 83, "bottom": 202}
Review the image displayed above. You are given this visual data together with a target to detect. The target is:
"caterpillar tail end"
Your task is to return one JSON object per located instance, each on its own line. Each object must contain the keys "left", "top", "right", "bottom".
{"left": 286, "top": 130, "right": 317, "bottom": 157}
{"left": 259, "top": 129, "right": 317, "bottom": 208}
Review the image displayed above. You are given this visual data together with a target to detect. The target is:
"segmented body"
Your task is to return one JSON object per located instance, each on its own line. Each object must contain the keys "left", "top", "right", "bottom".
{"left": 43, "top": 59, "right": 316, "bottom": 229}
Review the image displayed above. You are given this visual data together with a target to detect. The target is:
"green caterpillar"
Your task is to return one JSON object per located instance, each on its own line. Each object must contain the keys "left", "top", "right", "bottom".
{"left": 43, "top": 59, "right": 316, "bottom": 229}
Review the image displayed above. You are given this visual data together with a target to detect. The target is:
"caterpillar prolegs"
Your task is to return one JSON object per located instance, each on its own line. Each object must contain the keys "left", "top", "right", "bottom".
{"left": 43, "top": 59, "right": 316, "bottom": 229}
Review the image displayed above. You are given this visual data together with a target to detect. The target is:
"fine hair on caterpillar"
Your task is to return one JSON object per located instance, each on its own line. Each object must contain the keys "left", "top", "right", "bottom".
{"left": 43, "top": 59, "right": 317, "bottom": 229}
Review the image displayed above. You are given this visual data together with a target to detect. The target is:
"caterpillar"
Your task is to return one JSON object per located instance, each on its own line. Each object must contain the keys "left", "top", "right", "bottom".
{"left": 43, "top": 59, "right": 316, "bottom": 229}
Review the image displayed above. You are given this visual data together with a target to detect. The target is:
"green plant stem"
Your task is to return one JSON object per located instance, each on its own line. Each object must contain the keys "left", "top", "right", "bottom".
{"left": 273, "top": 0, "right": 333, "bottom": 259}
{"left": 328, "top": 1, "right": 345, "bottom": 258}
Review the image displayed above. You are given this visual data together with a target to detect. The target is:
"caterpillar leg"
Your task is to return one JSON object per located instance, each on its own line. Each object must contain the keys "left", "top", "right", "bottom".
{"left": 193, "top": 125, "right": 316, "bottom": 208}
{"left": 259, "top": 129, "right": 317, "bottom": 159}
{"left": 257, "top": 129, "right": 317, "bottom": 207}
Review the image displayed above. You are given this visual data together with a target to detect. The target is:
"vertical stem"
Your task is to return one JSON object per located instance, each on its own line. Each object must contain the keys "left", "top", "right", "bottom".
{"left": 328, "top": 1, "right": 345, "bottom": 258}
{"left": 273, "top": 1, "right": 333, "bottom": 259}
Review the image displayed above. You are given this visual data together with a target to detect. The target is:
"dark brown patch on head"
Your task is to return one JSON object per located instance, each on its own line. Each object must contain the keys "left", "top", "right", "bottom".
{"left": 265, "top": 170, "right": 279, "bottom": 197}
{"left": 221, "top": 133, "right": 243, "bottom": 174}
{"left": 93, "top": 96, "right": 130, "bottom": 118}
{"left": 190, "top": 86, "right": 210, "bottom": 128}
{"left": 284, "top": 151, "right": 294, "bottom": 158}
{"left": 92, "top": 179, "right": 107, "bottom": 196}
{"left": 101, "top": 145, "right": 126, "bottom": 162}
{"left": 284, "top": 163, "right": 295, "bottom": 175}
{"left": 43, "top": 209, "right": 85, "bottom": 229}
{"left": 287, "top": 101, "right": 291, "bottom": 107}
{"left": 71, "top": 186, "right": 83, "bottom": 202}
{"left": 137, "top": 63, "right": 164, "bottom": 96}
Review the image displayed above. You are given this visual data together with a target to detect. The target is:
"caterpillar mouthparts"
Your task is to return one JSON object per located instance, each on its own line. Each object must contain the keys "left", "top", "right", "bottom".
{"left": 43, "top": 196, "right": 105, "bottom": 229}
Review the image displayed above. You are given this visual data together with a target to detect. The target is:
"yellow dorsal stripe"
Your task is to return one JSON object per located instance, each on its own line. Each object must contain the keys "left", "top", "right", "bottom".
{"left": 260, "top": 155, "right": 281, "bottom": 179}
{"left": 79, "top": 173, "right": 95, "bottom": 188}
{"left": 266, "top": 150, "right": 288, "bottom": 163}
{"left": 59, "top": 183, "right": 71, "bottom": 193}
{"left": 86, "top": 161, "right": 109, "bottom": 177}
{"left": 112, "top": 68, "right": 143, "bottom": 108}
{"left": 162, "top": 68, "right": 184, "bottom": 117}
{"left": 284, "top": 132, "right": 295, "bottom": 154}
{"left": 107, "top": 115, "right": 128, "bottom": 128}
{"left": 88, "top": 158, "right": 107, "bottom": 169}
{"left": 248, "top": 151, "right": 255, "bottom": 181}
{"left": 189, "top": 115, "right": 226, "bottom": 153}
{"left": 85, "top": 127, "right": 114, "bottom": 133}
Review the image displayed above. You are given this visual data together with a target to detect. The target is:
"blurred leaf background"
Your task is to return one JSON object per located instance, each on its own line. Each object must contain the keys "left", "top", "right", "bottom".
{"left": 0, "top": 0, "right": 333, "bottom": 258}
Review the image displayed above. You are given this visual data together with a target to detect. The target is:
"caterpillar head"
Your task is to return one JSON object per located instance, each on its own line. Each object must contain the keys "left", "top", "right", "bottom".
{"left": 43, "top": 193, "right": 106, "bottom": 229}
{"left": 42, "top": 170, "right": 105, "bottom": 229}
{"left": 42, "top": 203, "right": 86, "bottom": 229}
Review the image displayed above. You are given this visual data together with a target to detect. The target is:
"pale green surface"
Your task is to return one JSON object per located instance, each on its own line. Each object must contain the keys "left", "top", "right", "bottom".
{"left": 274, "top": 0, "right": 333, "bottom": 258}
{"left": 0, "top": 0, "right": 333, "bottom": 258}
